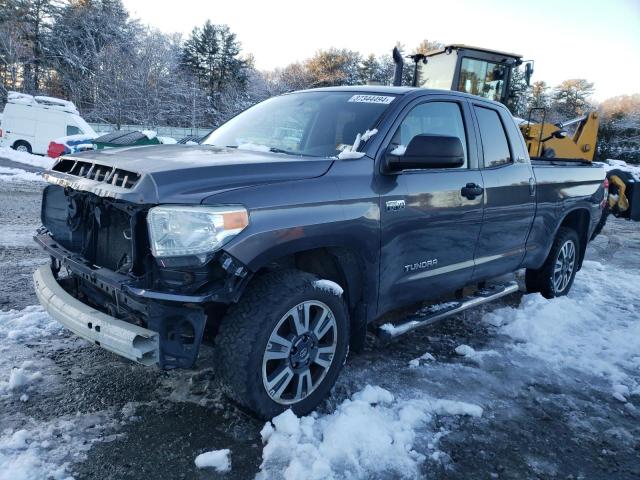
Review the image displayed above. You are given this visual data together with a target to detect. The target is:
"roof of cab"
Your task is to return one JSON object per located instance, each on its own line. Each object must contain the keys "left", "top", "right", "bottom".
{"left": 296, "top": 85, "right": 416, "bottom": 95}
{"left": 291, "top": 85, "right": 507, "bottom": 108}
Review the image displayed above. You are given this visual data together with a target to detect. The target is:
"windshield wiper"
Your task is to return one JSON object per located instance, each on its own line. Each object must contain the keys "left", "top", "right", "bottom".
{"left": 227, "top": 144, "right": 315, "bottom": 157}
{"left": 267, "top": 147, "right": 299, "bottom": 155}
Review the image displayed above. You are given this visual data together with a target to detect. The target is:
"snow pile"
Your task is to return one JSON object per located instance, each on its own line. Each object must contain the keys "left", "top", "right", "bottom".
{"left": 336, "top": 129, "right": 377, "bottom": 160}
{"left": 454, "top": 344, "right": 500, "bottom": 363}
{"left": 336, "top": 150, "right": 366, "bottom": 160}
{"left": 390, "top": 145, "right": 407, "bottom": 156}
{"left": 0, "top": 306, "right": 63, "bottom": 344}
{"left": 0, "top": 362, "right": 43, "bottom": 397}
{"left": 484, "top": 260, "right": 640, "bottom": 402}
{"left": 238, "top": 143, "right": 270, "bottom": 152}
{"left": 601, "top": 159, "right": 640, "bottom": 181}
{"left": 313, "top": 279, "right": 343, "bottom": 296}
{"left": 194, "top": 449, "right": 231, "bottom": 472}
{"left": 157, "top": 136, "right": 177, "bottom": 145}
{"left": 0, "top": 147, "right": 54, "bottom": 169}
{"left": 141, "top": 130, "right": 157, "bottom": 140}
{"left": 0, "top": 306, "right": 64, "bottom": 399}
{"left": 408, "top": 351, "right": 435, "bottom": 368}
{"left": 257, "top": 385, "right": 482, "bottom": 479}
{"left": 0, "top": 307, "right": 123, "bottom": 479}
{"left": 0, "top": 166, "right": 44, "bottom": 183}
{"left": 0, "top": 412, "right": 120, "bottom": 480}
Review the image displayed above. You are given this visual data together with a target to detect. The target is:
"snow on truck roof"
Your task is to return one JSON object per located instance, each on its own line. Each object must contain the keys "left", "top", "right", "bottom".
{"left": 7, "top": 91, "right": 79, "bottom": 115}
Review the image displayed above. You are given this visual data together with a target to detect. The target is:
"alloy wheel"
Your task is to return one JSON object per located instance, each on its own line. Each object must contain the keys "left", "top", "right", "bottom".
{"left": 262, "top": 300, "right": 337, "bottom": 405}
{"left": 553, "top": 239, "right": 576, "bottom": 293}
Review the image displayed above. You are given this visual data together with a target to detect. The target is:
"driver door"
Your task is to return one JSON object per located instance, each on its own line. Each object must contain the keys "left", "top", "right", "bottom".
{"left": 377, "top": 97, "right": 484, "bottom": 315}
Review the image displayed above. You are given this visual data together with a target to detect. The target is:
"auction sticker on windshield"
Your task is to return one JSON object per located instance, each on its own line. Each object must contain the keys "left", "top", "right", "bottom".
{"left": 348, "top": 95, "right": 395, "bottom": 104}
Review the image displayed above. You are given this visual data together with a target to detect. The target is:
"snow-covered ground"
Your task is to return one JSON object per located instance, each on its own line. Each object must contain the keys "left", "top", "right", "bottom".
{"left": 0, "top": 166, "right": 44, "bottom": 183}
{"left": 255, "top": 257, "right": 640, "bottom": 479}
{"left": 0, "top": 306, "right": 127, "bottom": 480}
{"left": 0, "top": 159, "right": 638, "bottom": 479}
{"left": 0, "top": 147, "right": 54, "bottom": 170}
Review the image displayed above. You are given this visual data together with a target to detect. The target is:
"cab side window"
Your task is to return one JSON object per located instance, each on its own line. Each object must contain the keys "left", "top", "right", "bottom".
{"left": 474, "top": 106, "right": 511, "bottom": 167}
{"left": 66, "top": 125, "right": 81, "bottom": 135}
{"left": 391, "top": 101, "right": 468, "bottom": 168}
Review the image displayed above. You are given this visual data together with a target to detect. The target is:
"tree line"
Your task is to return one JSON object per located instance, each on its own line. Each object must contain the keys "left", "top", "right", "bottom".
{"left": 1, "top": 0, "right": 637, "bottom": 161}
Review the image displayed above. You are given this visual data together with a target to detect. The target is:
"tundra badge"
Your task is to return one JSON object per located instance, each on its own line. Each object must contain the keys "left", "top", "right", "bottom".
{"left": 404, "top": 259, "right": 438, "bottom": 272}
{"left": 386, "top": 199, "right": 406, "bottom": 211}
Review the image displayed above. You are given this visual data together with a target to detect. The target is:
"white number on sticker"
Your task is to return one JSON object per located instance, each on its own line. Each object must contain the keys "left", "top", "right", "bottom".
{"left": 348, "top": 95, "right": 395, "bottom": 104}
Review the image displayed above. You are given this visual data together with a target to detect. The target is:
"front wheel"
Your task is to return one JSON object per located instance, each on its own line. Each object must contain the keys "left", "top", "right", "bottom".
{"left": 213, "top": 270, "right": 349, "bottom": 419}
{"left": 525, "top": 226, "right": 580, "bottom": 298}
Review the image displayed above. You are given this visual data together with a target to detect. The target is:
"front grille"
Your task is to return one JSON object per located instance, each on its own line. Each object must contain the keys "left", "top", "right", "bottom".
{"left": 42, "top": 185, "right": 136, "bottom": 272}
{"left": 53, "top": 159, "right": 141, "bottom": 189}
{"left": 94, "top": 207, "right": 134, "bottom": 271}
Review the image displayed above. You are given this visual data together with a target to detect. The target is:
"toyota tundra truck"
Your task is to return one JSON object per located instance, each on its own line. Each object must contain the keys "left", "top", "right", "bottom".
{"left": 32, "top": 87, "right": 607, "bottom": 418}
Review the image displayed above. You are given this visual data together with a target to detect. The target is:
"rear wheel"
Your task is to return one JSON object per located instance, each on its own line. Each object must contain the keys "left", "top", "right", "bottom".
{"left": 213, "top": 270, "right": 349, "bottom": 419}
{"left": 526, "top": 227, "right": 580, "bottom": 298}
{"left": 13, "top": 140, "right": 32, "bottom": 154}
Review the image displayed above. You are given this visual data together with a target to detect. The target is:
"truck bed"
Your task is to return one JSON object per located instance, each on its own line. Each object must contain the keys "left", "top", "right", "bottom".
{"left": 530, "top": 157, "right": 594, "bottom": 167}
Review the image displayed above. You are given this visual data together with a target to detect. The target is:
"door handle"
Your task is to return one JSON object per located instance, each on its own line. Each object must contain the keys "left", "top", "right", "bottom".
{"left": 461, "top": 183, "right": 484, "bottom": 200}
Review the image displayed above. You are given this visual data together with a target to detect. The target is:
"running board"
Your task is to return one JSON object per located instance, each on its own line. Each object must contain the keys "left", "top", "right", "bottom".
{"left": 377, "top": 282, "right": 519, "bottom": 341}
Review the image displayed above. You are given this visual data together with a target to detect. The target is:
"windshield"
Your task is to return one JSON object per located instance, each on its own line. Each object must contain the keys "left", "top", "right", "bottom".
{"left": 203, "top": 91, "right": 397, "bottom": 157}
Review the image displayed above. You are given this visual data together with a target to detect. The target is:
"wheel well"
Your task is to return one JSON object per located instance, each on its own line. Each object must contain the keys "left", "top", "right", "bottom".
{"left": 559, "top": 209, "right": 590, "bottom": 269}
{"left": 255, "top": 247, "right": 363, "bottom": 311}
{"left": 253, "top": 247, "right": 368, "bottom": 351}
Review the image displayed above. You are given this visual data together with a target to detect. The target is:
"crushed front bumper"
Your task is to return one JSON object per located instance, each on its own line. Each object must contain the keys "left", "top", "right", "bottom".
{"left": 33, "top": 233, "right": 251, "bottom": 369}
{"left": 34, "top": 265, "right": 159, "bottom": 365}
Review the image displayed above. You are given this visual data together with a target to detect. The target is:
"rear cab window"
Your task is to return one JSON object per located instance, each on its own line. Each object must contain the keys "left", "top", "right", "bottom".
{"left": 474, "top": 106, "right": 512, "bottom": 168}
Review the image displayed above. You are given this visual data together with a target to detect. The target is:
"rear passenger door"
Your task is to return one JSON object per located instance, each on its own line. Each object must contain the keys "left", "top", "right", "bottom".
{"left": 377, "top": 97, "right": 484, "bottom": 314}
{"left": 471, "top": 103, "right": 535, "bottom": 279}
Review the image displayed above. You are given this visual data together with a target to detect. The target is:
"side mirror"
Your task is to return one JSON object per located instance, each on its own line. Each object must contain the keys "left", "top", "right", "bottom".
{"left": 384, "top": 134, "right": 465, "bottom": 172}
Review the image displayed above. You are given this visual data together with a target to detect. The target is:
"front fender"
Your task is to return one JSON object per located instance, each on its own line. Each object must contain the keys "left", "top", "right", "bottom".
{"left": 208, "top": 171, "right": 380, "bottom": 316}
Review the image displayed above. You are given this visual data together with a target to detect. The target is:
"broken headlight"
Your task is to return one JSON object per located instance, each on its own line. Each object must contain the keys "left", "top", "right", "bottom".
{"left": 147, "top": 205, "right": 249, "bottom": 259}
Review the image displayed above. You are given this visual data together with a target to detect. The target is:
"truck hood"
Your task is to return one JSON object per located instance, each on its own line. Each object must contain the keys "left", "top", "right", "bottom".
{"left": 44, "top": 144, "right": 334, "bottom": 204}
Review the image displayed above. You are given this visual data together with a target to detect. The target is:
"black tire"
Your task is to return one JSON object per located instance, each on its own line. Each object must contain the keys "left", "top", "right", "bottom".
{"left": 525, "top": 226, "right": 580, "bottom": 299}
{"left": 213, "top": 269, "right": 349, "bottom": 419}
{"left": 13, "top": 140, "right": 32, "bottom": 154}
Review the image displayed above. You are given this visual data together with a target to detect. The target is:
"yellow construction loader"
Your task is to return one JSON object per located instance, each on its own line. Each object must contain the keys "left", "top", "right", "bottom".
{"left": 391, "top": 44, "right": 637, "bottom": 223}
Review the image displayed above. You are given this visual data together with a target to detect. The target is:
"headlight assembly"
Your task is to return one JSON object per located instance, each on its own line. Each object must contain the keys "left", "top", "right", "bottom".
{"left": 146, "top": 205, "right": 248, "bottom": 259}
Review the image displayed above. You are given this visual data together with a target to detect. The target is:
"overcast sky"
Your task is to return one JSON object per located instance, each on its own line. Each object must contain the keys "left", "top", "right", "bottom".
{"left": 123, "top": 0, "right": 639, "bottom": 101}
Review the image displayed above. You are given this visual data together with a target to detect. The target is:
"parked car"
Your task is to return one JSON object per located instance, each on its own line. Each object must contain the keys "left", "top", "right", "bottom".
{"left": 0, "top": 92, "right": 95, "bottom": 155}
{"left": 32, "top": 87, "right": 607, "bottom": 418}
{"left": 47, "top": 134, "right": 97, "bottom": 158}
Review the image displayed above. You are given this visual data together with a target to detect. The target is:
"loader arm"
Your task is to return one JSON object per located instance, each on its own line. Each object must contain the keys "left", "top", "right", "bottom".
{"left": 520, "top": 111, "right": 599, "bottom": 161}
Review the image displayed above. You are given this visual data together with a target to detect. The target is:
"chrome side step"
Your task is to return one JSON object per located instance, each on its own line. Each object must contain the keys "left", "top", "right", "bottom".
{"left": 377, "top": 281, "right": 520, "bottom": 341}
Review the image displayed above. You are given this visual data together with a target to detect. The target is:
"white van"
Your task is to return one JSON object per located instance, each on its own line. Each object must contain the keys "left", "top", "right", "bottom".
{"left": 0, "top": 92, "right": 96, "bottom": 155}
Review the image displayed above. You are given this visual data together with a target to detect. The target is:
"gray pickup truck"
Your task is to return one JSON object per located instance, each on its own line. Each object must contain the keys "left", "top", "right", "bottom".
{"left": 33, "top": 87, "right": 607, "bottom": 418}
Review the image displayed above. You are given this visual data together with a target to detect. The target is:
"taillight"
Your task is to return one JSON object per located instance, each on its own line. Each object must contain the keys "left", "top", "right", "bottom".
{"left": 601, "top": 178, "right": 609, "bottom": 209}
{"left": 0, "top": 128, "right": 3, "bottom": 138}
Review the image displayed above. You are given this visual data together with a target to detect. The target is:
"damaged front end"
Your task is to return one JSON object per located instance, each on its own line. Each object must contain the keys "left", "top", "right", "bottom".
{"left": 35, "top": 180, "right": 251, "bottom": 369}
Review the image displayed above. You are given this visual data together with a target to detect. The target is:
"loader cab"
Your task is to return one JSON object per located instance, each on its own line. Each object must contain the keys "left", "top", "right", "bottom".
{"left": 413, "top": 45, "right": 527, "bottom": 106}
